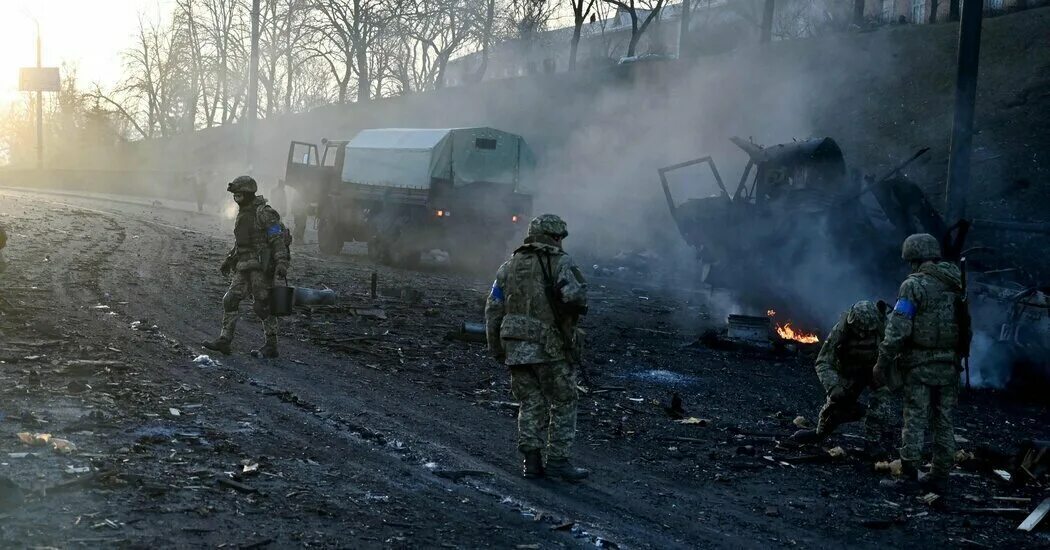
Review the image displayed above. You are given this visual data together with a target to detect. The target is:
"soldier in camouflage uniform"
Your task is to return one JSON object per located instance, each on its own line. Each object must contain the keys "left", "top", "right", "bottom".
{"left": 875, "top": 233, "right": 967, "bottom": 494}
{"left": 203, "top": 176, "right": 291, "bottom": 358}
{"left": 485, "top": 214, "right": 589, "bottom": 481}
{"left": 790, "top": 300, "right": 895, "bottom": 451}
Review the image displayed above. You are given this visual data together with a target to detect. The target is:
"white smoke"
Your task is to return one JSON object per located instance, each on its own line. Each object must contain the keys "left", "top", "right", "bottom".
{"left": 965, "top": 331, "right": 1012, "bottom": 389}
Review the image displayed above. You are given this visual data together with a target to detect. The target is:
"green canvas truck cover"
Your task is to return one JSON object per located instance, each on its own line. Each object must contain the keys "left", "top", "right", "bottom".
{"left": 341, "top": 127, "right": 535, "bottom": 193}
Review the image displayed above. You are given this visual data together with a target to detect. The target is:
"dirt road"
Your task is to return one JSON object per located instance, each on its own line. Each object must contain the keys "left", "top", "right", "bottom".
{"left": 0, "top": 188, "right": 1046, "bottom": 548}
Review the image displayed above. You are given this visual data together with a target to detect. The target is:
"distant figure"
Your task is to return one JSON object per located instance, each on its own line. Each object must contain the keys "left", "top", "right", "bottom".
{"left": 271, "top": 179, "right": 288, "bottom": 214}
{"left": 193, "top": 172, "right": 208, "bottom": 213}
{"left": 485, "top": 214, "right": 590, "bottom": 481}
{"left": 203, "top": 176, "right": 291, "bottom": 359}
{"left": 289, "top": 189, "right": 308, "bottom": 244}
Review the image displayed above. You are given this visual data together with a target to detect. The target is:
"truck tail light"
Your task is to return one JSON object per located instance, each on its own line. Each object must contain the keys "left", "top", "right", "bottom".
{"left": 436, "top": 209, "right": 450, "bottom": 218}
{"left": 511, "top": 215, "right": 520, "bottom": 223}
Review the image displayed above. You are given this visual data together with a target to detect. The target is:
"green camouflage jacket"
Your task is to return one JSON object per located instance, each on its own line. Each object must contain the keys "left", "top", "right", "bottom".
{"left": 814, "top": 311, "right": 885, "bottom": 392}
{"left": 879, "top": 261, "right": 963, "bottom": 386}
{"left": 484, "top": 238, "right": 588, "bottom": 366}
{"left": 226, "top": 196, "right": 290, "bottom": 273}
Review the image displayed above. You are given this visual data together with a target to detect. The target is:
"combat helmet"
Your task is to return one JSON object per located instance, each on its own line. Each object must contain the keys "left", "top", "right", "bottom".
{"left": 527, "top": 214, "right": 568, "bottom": 239}
{"left": 901, "top": 233, "right": 941, "bottom": 262}
{"left": 845, "top": 300, "right": 881, "bottom": 333}
{"left": 227, "top": 175, "right": 258, "bottom": 194}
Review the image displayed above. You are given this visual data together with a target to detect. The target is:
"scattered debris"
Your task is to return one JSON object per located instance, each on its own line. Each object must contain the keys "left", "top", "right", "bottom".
{"left": 727, "top": 314, "right": 771, "bottom": 343}
{"left": 351, "top": 308, "right": 387, "bottom": 320}
{"left": 675, "top": 417, "right": 709, "bottom": 426}
{"left": 1018, "top": 497, "right": 1050, "bottom": 532}
{"left": 919, "top": 493, "right": 940, "bottom": 506}
{"left": 216, "top": 477, "right": 258, "bottom": 494}
{"left": 192, "top": 354, "right": 217, "bottom": 367}
{"left": 169, "top": 408, "right": 181, "bottom": 417}
{"left": 827, "top": 446, "right": 846, "bottom": 459}
{"left": 993, "top": 469, "right": 1013, "bottom": 482}
{"left": 961, "top": 508, "right": 1029, "bottom": 516}
{"left": 52, "top": 438, "right": 77, "bottom": 454}
{"left": 792, "top": 416, "right": 812, "bottom": 429}
{"left": 17, "top": 432, "right": 51, "bottom": 446}
{"left": 875, "top": 459, "right": 903, "bottom": 476}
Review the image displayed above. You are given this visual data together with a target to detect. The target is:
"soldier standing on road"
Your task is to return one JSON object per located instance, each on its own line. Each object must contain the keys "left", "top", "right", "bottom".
{"left": 203, "top": 176, "right": 291, "bottom": 358}
{"left": 790, "top": 300, "right": 895, "bottom": 454}
{"left": 485, "top": 214, "right": 590, "bottom": 481}
{"left": 193, "top": 172, "right": 208, "bottom": 213}
{"left": 875, "top": 233, "right": 969, "bottom": 495}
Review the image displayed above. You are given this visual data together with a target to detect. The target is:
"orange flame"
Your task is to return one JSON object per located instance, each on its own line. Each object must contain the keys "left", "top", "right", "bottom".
{"left": 775, "top": 322, "right": 820, "bottom": 344}
{"left": 766, "top": 309, "right": 820, "bottom": 344}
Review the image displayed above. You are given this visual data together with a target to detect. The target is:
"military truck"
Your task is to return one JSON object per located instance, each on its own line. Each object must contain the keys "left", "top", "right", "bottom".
{"left": 284, "top": 127, "right": 536, "bottom": 265}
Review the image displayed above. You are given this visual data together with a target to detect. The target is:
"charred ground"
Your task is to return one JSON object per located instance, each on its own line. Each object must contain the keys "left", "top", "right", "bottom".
{"left": 0, "top": 188, "right": 1046, "bottom": 548}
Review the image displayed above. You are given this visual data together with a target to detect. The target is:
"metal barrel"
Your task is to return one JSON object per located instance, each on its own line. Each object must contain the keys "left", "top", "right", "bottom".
{"left": 461, "top": 322, "right": 486, "bottom": 335}
{"left": 292, "top": 286, "right": 337, "bottom": 306}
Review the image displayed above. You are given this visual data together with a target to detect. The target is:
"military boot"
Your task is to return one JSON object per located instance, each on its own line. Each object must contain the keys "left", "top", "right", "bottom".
{"left": 545, "top": 458, "right": 589, "bottom": 481}
{"left": 522, "top": 450, "right": 544, "bottom": 479}
{"left": 253, "top": 337, "right": 279, "bottom": 359}
{"left": 919, "top": 472, "right": 949, "bottom": 496}
{"left": 202, "top": 337, "right": 232, "bottom": 356}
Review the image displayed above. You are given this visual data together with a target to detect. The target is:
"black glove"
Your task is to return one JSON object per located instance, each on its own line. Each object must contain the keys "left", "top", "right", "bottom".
{"left": 220, "top": 258, "right": 234, "bottom": 277}
{"left": 274, "top": 264, "right": 288, "bottom": 281}
{"left": 828, "top": 385, "right": 846, "bottom": 402}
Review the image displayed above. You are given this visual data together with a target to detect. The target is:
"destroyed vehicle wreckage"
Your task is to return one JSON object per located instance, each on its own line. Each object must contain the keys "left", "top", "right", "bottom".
{"left": 660, "top": 136, "right": 1050, "bottom": 388}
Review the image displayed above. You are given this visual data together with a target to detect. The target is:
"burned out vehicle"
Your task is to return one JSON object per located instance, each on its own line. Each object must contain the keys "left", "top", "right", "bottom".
{"left": 659, "top": 137, "right": 945, "bottom": 326}
{"left": 285, "top": 127, "right": 535, "bottom": 265}
{"left": 660, "top": 136, "right": 1050, "bottom": 390}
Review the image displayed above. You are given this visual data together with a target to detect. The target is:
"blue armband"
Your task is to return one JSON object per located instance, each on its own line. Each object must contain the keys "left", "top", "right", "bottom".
{"left": 267, "top": 224, "right": 283, "bottom": 237}
{"left": 490, "top": 282, "right": 504, "bottom": 303}
{"left": 893, "top": 298, "right": 917, "bottom": 319}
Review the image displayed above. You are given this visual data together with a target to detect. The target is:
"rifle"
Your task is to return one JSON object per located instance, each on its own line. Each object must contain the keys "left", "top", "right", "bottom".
{"left": 959, "top": 256, "right": 972, "bottom": 390}
{"left": 537, "top": 253, "right": 592, "bottom": 388}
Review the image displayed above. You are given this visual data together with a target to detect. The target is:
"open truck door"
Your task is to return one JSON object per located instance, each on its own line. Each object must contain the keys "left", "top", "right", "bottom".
{"left": 284, "top": 141, "right": 327, "bottom": 205}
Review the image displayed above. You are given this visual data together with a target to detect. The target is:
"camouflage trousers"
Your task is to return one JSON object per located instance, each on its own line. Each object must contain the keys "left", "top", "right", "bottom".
{"left": 900, "top": 380, "right": 958, "bottom": 477}
{"left": 817, "top": 381, "right": 894, "bottom": 443}
{"left": 220, "top": 269, "right": 277, "bottom": 343}
{"left": 510, "top": 361, "right": 578, "bottom": 460}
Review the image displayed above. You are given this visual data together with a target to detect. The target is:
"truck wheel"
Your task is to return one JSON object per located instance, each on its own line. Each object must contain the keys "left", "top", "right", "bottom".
{"left": 318, "top": 221, "right": 343, "bottom": 256}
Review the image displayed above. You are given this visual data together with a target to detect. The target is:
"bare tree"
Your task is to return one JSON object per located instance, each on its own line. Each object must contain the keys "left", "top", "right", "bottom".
{"left": 312, "top": 0, "right": 396, "bottom": 103}
{"left": 569, "top": 0, "right": 597, "bottom": 69}
{"left": 467, "top": 0, "right": 502, "bottom": 82}
{"left": 92, "top": 14, "right": 197, "bottom": 139}
{"left": 601, "top": 0, "right": 665, "bottom": 57}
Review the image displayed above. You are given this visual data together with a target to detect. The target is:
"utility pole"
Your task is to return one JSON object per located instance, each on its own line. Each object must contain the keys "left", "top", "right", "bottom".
{"left": 760, "top": 0, "right": 775, "bottom": 43}
{"left": 35, "top": 22, "right": 43, "bottom": 170}
{"left": 245, "top": 0, "right": 261, "bottom": 174}
{"left": 944, "top": 0, "right": 983, "bottom": 223}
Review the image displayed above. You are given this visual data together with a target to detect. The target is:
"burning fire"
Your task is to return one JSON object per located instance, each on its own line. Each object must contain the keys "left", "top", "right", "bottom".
{"left": 766, "top": 309, "right": 820, "bottom": 344}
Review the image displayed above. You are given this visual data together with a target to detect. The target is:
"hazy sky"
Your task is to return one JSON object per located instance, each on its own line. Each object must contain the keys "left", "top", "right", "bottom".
{"left": 0, "top": 0, "right": 174, "bottom": 108}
